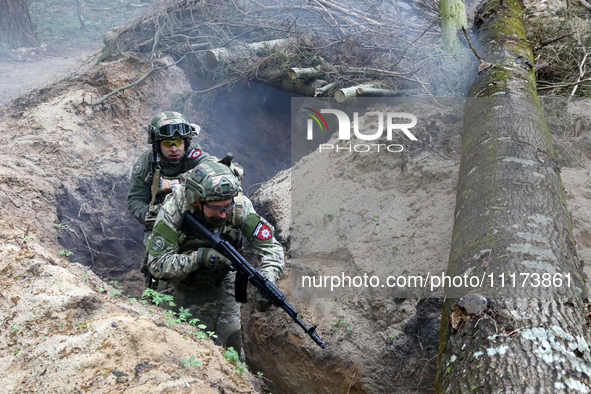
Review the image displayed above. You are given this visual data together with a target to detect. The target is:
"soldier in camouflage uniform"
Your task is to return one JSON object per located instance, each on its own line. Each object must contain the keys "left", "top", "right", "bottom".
{"left": 146, "top": 161, "right": 284, "bottom": 349}
{"left": 127, "top": 111, "right": 218, "bottom": 228}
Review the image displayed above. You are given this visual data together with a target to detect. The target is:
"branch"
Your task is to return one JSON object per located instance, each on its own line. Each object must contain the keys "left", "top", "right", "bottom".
{"left": 534, "top": 32, "right": 575, "bottom": 51}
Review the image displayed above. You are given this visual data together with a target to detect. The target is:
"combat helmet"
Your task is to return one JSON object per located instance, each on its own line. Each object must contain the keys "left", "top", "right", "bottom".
{"left": 186, "top": 162, "right": 241, "bottom": 203}
{"left": 147, "top": 111, "right": 201, "bottom": 143}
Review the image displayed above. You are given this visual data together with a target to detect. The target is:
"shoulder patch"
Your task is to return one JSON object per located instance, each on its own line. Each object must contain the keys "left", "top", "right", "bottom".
{"left": 188, "top": 149, "right": 202, "bottom": 160}
{"left": 132, "top": 162, "right": 142, "bottom": 175}
{"left": 153, "top": 220, "right": 179, "bottom": 244}
{"left": 150, "top": 235, "right": 167, "bottom": 252}
{"left": 253, "top": 222, "right": 273, "bottom": 240}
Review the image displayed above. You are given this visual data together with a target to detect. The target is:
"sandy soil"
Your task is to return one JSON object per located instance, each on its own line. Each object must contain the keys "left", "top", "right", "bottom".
{"left": 0, "top": 43, "right": 102, "bottom": 106}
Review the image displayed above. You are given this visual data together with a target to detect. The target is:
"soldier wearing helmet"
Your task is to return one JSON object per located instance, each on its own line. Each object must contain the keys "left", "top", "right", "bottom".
{"left": 145, "top": 161, "right": 284, "bottom": 350}
{"left": 127, "top": 111, "right": 217, "bottom": 228}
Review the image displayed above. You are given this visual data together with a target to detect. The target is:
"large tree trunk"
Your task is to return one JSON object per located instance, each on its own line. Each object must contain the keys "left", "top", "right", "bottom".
{"left": 436, "top": 0, "right": 591, "bottom": 391}
{"left": 0, "top": 0, "right": 39, "bottom": 48}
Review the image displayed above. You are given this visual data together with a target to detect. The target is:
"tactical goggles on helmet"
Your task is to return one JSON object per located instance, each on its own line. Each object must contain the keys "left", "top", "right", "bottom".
{"left": 159, "top": 123, "right": 191, "bottom": 138}
{"left": 203, "top": 199, "right": 235, "bottom": 212}
{"left": 160, "top": 139, "right": 184, "bottom": 148}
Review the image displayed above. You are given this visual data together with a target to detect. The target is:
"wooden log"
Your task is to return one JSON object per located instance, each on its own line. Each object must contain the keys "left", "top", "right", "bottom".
{"left": 265, "top": 78, "right": 329, "bottom": 96}
{"left": 191, "top": 42, "right": 209, "bottom": 50}
{"left": 334, "top": 83, "right": 374, "bottom": 102}
{"left": 356, "top": 87, "right": 403, "bottom": 97}
{"left": 314, "top": 82, "right": 336, "bottom": 97}
{"left": 287, "top": 67, "right": 322, "bottom": 80}
{"left": 206, "top": 38, "right": 295, "bottom": 67}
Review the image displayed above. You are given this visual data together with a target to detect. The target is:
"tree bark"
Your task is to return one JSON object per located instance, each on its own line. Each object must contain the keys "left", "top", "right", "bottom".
{"left": 436, "top": 0, "right": 591, "bottom": 392}
{"left": 0, "top": 0, "right": 39, "bottom": 48}
{"left": 439, "top": 0, "right": 467, "bottom": 50}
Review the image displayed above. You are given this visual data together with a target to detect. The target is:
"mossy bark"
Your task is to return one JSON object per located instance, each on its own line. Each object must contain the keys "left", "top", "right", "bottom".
{"left": 435, "top": 0, "right": 591, "bottom": 392}
{"left": 439, "top": 0, "right": 468, "bottom": 50}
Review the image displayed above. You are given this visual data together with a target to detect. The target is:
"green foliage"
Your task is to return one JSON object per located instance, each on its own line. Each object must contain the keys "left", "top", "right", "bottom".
{"left": 346, "top": 325, "right": 354, "bottom": 331}
{"left": 141, "top": 288, "right": 175, "bottom": 307}
{"left": 224, "top": 347, "right": 240, "bottom": 363}
{"left": 59, "top": 249, "right": 73, "bottom": 257}
{"left": 372, "top": 215, "right": 380, "bottom": 222}
{"left": 333, "top": 319, "right": 344, "bottom": 328}
{"left": 224, "top": 347, "right": 247, "bottom": 374}
{"left": 319, "top": 208, "right": 335, "bottom": 217}
{"left": 180, "top": 354, "right": 202, "bottom": 367}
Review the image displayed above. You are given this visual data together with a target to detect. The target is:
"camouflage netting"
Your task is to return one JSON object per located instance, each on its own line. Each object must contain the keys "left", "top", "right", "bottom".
{"left": 101, "top": 0, "right": 476, "bottom": 97}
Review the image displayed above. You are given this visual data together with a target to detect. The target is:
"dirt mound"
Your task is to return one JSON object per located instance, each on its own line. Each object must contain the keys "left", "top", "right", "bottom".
{"left": 0, "top": 52, "right": 260, "bottom": 393}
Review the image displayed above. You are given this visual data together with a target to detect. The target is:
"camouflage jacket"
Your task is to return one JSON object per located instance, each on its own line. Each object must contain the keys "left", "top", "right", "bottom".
{"left": 146, "top": 187, "right": 284, "bottom": 283}
{"left": 127, "top": 141, "right": 215, "bottom": 225}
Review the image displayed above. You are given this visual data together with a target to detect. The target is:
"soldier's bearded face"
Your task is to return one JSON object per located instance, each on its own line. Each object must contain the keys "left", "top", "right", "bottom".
{"left": 160, "top": 140, "right": 185, "bottom": 162}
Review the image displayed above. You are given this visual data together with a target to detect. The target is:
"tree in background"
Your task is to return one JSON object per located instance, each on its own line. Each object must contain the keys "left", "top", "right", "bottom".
{"left": 439, "top": 0, "right": 467, "bottom": 49}
{"left": 0, "top": 0, "right": 39, "bottom": 48}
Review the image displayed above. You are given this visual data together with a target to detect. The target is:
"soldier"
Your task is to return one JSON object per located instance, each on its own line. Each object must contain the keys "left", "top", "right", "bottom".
{"left": 145, "top": 161, "right": 284, "bottom": 350}
{"left": 127, "top": 111, "right": 216, "bottom": 229}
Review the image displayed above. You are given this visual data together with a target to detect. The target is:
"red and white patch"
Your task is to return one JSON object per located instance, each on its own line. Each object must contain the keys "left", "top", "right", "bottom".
{"left": 253, "top": 222, "right": 272, "bottom": 240}
{"left": 188, "top": 149, "right": 202, "bottom": 159}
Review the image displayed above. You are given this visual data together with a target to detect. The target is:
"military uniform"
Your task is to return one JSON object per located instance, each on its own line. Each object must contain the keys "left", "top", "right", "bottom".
{"left": 127, "top": 140, "right": 215, "bottom": 225}
{"left": 146, "top": 181, "right": 284, "bottom": 347}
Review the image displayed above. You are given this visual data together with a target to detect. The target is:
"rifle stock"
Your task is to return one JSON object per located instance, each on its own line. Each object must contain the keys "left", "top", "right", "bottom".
{"left": 181, "top": 211, "right": 326, "bottom": 349}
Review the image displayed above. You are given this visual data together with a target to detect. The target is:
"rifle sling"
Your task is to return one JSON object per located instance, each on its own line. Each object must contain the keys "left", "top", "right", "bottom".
{"left": 149, "top": 168, "right": 161, "bottom": 208}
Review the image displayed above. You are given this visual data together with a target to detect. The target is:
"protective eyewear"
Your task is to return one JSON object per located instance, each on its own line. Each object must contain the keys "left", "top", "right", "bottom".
{"left": 203, "top": 199, "right": 235, "bottom": 212}
{"left": 160, "top": 139, "right": 184, "bottom": 148}
{"left": 159, "top": 123, "right": 191, "bottom": 137}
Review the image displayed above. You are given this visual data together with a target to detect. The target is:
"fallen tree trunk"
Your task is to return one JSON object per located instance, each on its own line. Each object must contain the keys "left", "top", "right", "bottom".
{"left": 435, "top": 0, "right": 591, "bottom": 391}
{"left": 206, "top": 38, "right": 295, "bottom": 67}
{"left": 287, "top": 66, "right": 322, "bottom": 80}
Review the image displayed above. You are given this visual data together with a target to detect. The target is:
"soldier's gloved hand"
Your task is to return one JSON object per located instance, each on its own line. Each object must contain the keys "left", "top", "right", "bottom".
{"left": 254, "top": 288, "right": 272, "bottom": 312}
{"left": 157, "top": 178, "right": 180, "bottom": 194}
{"left": 196, "top": 248, "right": 232, "bottom": 271}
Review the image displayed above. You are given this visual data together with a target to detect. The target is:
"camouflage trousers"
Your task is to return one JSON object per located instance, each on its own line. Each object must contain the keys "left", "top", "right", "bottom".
{"left": 158, "top": 269, "right": 242, "bottom": 349}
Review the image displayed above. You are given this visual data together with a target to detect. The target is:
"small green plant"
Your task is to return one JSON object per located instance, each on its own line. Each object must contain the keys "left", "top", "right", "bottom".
{"left": 23, "top": 235, "right": 33, "bottom": 242}
{"left": 81, "top": 273, "right": 88, "bottom": 281}
{"left": 372, "top": 215, "right": 380, "bottom": 222}
{"left": 178, "top": 307, "right": 192, "bottom": 322}
{"left": 333, "top": 319, "right": 344, "bottom": 328}
{"left": 347, "top": 325, "right": 354, "bottom": 331}
{"left": 224, "top": 347, "right": 240, "bottom": 363}
{"left": 338, "top": 231, "right": 346, "bottom": 237}
{"left": 390, "top": 334, "right": 396, "bottom": 339}
{"left": 11, "top": 327, "right": 18, "bottom": 332}
{"left": 319, "top": 208, "right": 335, "bottom": 217}
{"left": 141, "top": 288, "right": 175, "bottom": 307}
{"left": 224, "top": 347, "right": 247, "bottom": 374}
{"left": 110, "top": 288, "right": 123, "bottom": 296}
{"left": 235, "top": 361, "right": 248, "bottom": 374}
{"left": 180, "top": 354, "right": 202, "bottom": 367}
{"left": 59, "top": 249, "right": 73, "bottom": 257}
{"left": 206, "top": 331, "right": 218, "bottom": 339}
{"left": 257, "top": 371, "right": 264, "bottom": 379}
{"left": 165, "top": 310, "right": 182, "bottom": 329}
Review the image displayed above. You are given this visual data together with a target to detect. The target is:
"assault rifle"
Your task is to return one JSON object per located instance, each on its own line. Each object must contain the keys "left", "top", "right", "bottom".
{"left": 181, "top": 211, "right": 326, "bottom": 349}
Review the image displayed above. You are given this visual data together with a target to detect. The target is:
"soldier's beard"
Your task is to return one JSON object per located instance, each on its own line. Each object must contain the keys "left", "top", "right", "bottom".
{"left": 194, "top": 207, "right": 227, "bottom": 228}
